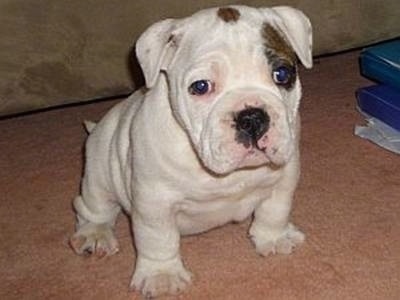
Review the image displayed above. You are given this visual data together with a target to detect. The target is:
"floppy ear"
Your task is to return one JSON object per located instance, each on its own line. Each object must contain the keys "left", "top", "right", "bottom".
{"left": 135, "top": 19, "right": 179, "bottom": 88}
{"left": 268, "top": 6, "right": 313, "bottom": 69}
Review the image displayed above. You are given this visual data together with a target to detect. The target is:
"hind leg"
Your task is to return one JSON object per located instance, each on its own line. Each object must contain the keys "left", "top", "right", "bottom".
{"left": 70, "top": 188, "right": 121, "bottom": 258}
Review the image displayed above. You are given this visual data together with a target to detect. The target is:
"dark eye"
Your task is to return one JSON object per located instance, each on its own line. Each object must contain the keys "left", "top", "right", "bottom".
{"left": 272, "top": 66, "right": 292, "bottom": 85}
{"left": 189, "top": 80, "right": 212, "bottom": 95}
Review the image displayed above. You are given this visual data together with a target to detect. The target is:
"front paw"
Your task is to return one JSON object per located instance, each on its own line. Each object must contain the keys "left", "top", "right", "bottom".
{"left": 249, "top": 223, "right": 305, "bottom": 256}
{"left": 70, "top": 223, "right": 119, "bottom": 258}
{"left": 130, "top": 256, "right": 192, "bottom": 298}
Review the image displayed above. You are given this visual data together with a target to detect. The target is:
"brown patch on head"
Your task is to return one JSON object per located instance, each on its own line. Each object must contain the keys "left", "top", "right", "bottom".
{"left": 217, "top": 7, "right": 240, "bottom": 23}
{"left": 262, "top": 23, "right": 297, "bottom": 89}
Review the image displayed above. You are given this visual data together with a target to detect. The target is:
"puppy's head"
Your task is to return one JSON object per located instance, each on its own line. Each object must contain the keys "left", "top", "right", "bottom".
{"left": 136, "top": 6, "right": 312, "bottom": 174}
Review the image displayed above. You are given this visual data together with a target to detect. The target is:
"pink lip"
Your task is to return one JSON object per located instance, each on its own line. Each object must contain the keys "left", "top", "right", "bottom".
{"left": 235, "top": 146, "right": 270, "bottom": 168}
{"left": 256, "top": 135, "right": 268, "bottom": 151}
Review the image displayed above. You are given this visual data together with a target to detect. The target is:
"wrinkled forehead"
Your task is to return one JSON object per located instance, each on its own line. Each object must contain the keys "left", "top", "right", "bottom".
{"left": 176, "top": 6, "right": 296, "bottom": 64}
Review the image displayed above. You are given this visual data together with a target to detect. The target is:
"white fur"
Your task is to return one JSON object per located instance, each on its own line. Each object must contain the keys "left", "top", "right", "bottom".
{"left": 70, "top": 5, "right": 312, "bottom": 298}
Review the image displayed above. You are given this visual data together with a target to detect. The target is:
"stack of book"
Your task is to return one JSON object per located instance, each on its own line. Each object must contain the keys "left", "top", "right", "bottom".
{"left": 357, "top": 39, "right": 400, "bottom": 131}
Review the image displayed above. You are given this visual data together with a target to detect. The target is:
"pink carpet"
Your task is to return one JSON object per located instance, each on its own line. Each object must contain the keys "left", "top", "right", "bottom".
{"left": 1, "top": 50, "right": 399, "bottom": 299}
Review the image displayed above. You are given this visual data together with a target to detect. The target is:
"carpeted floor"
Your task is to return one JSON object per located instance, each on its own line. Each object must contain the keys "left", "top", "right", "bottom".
{"left": 1, "top": 51, "right": 399, "bottom": 300}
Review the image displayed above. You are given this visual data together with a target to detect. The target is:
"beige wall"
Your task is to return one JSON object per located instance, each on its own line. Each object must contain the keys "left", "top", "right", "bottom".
{"left": 1, "top": 0, "right": 399, "bottom": 116}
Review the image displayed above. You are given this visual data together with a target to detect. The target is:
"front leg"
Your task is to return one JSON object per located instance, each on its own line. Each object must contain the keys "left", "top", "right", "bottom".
{"left": 130, "top": 194, "right": 191, "bottom": 298}
{"left": 249, "top": 154, "right": 304, "bottom": 256}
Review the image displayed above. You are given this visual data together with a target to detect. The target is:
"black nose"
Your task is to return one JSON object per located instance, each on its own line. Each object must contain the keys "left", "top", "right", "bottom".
{"left": 234, "top": 107, "right": 270, "bottom": 148}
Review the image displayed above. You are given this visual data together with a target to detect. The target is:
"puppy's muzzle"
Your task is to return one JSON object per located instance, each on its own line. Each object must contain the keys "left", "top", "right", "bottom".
{"left": 234, "top": 107, "right": 270, "bottom": 149}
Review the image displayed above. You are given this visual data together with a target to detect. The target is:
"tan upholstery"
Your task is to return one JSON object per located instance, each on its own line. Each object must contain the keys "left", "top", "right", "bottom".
{"left": 1, "top": 0, "right": 399, "bottom": 116}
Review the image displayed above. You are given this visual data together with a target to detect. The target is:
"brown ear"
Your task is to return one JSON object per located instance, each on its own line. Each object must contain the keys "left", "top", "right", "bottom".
{"left": 263, "top": 6, "right": 313, "bottom": 69}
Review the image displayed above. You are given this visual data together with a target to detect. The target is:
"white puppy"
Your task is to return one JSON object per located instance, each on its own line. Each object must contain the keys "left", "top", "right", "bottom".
{"left": 70, "top": 5, "right": 312, "bottom": 298}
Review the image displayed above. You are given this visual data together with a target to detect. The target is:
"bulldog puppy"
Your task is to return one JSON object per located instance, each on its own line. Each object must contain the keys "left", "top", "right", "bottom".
{"left": 70, "top": 5, "right": 312, "bottom": 298}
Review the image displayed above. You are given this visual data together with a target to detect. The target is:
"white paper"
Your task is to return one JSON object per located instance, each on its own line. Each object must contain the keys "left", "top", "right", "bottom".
{"left": 355, "top": 116, "right": 400, "bottom": 154}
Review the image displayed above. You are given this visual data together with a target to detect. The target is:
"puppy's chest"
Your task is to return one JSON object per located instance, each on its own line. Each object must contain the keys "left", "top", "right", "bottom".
{"left": 175, "top": 169, "right": 277, "bottom": 235}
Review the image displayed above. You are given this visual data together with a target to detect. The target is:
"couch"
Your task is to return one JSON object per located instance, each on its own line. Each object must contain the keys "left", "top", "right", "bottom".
{"left": 1, "top": 0, "right": 400, "bottom": 117}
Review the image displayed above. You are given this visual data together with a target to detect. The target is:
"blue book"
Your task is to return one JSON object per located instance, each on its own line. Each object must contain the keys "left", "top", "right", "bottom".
{"left": 360, "top": 39, "right": 400, "bottom": 89}
{"left": 357, "top": 84, "right": 400, "bottom": 131}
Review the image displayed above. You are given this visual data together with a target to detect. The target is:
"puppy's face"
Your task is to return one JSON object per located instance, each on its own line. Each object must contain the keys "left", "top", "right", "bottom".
{"left": 136, "top": 6, "right": 312, "bottom": 174}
